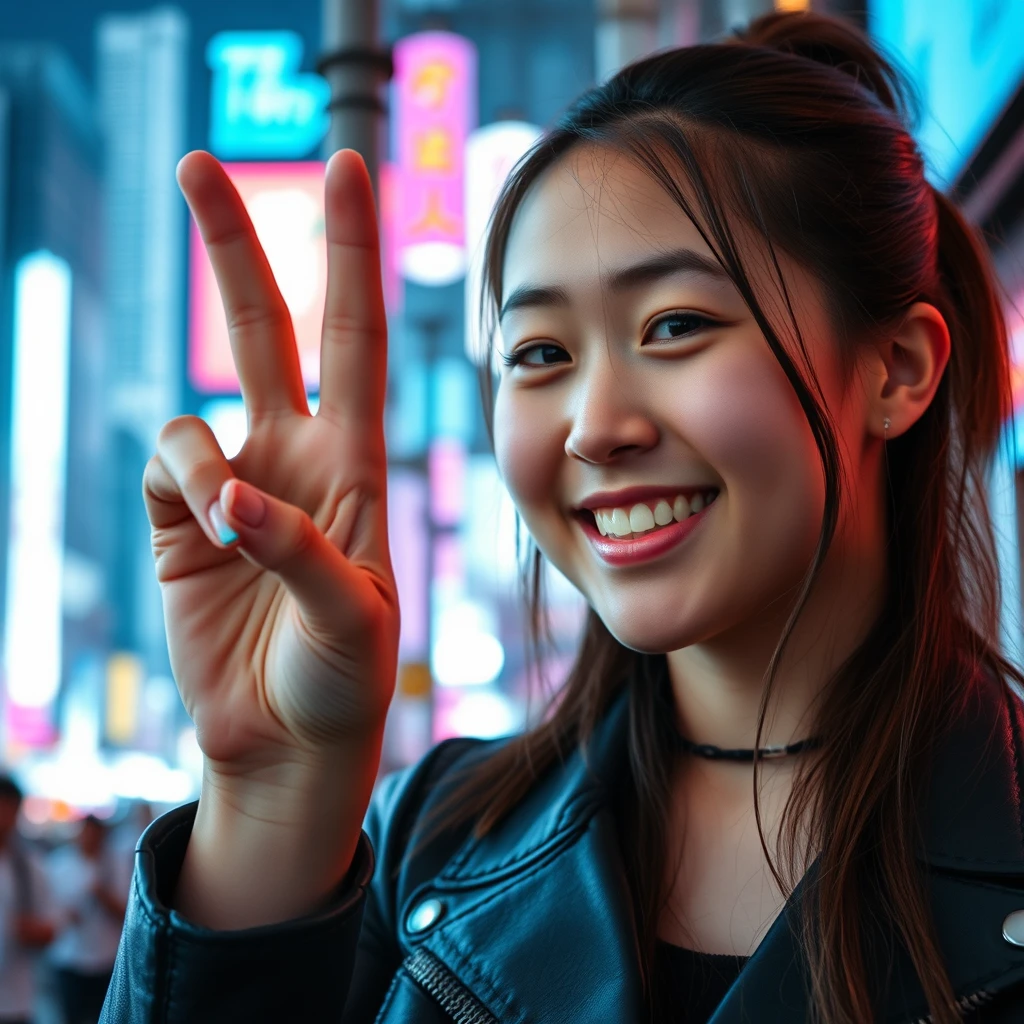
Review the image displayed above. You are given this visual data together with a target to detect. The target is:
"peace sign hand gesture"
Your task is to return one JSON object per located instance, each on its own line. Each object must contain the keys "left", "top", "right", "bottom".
{"left": 143, "top": 152, "right": 399, "bottom": 917}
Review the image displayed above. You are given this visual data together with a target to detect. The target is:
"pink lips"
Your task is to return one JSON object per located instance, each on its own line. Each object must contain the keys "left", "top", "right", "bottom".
{"left": 577, "top": 500, "right": 714, "bottom": 567}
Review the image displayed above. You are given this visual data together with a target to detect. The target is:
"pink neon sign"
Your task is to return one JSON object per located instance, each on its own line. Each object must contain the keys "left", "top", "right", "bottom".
{"left": 393, "top": 31, "right": 477, "bottom": 286}
{"left": 1010, "top": 291, "right": 1024, "bottom": 413}
{"left": 189, "top": 162, "right": 327, "bottom": 394}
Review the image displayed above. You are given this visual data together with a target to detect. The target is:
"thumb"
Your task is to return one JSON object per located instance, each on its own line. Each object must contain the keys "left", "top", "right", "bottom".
{"left": 215, "top": 478, "right": 382, "bottom": 631}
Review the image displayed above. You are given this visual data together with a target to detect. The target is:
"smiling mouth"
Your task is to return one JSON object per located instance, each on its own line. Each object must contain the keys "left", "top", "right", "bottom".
{"left": 576, "top": 489, "right": 720, "bottom": 541}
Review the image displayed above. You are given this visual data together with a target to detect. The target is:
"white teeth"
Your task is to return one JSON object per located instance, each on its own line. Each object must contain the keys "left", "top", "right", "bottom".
{"left": 629, "top": 503, "right": 655, "bottom": 533}
{"left": 610, "top": 508, "right": 632, "bottom": 537}
{"left": 588, "top": 490, "right": 719, "bottom": 540}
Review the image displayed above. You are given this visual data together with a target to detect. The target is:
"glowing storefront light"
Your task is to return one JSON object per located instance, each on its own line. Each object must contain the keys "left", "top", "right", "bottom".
{"left": 22, "top": 750, "right": 194, "bottom": 809}
{"left": 189, "top": 162, "right": 327, "bottom": 394}
{"left": 199, "top": 395, "right": 319, "bottom": 459}
{"left": 393, "top": 32, "right": 477, "bottom": 287}
{"left": 379, "top": 161, "right": 403, "bottom": 314}
{"left": 199, "top": 398, "right": 248, "bottom": 460}
{"left": 3, "top": 252, "right": 72, "bottom": 712}
{"left": 1007, "top": 294, "right": 1024, "bottom": 465}
{"left": 464, "top": 121, "right": 542, "bottom": 364}
{"left": 870, "top": 1, "right": 1024, "bottom": 185}
{"left": 206, "top": 32, "right": 330, "bottom": 159}
{"left": 388, "top": 471, "right": 429, "bottom": 660}
{"left": 432, "top": 599, "right": 505, "bottom": 688}
{"left": 445, "top": 689, "right": 520, "bottom": 740}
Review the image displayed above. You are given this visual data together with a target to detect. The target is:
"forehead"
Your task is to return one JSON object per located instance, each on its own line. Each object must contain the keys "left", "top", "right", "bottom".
{"left": 502, "top": 147, "right": 711, "bottom": 295}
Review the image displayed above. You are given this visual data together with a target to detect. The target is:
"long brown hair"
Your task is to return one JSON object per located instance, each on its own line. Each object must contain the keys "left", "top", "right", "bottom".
{"left": 425, "top": 12, "right": 1017, "bottom": 1023}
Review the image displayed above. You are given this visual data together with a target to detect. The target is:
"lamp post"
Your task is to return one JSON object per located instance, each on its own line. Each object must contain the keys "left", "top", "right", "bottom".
{"left": 318, "top": 0, "right": 392, "bottom": 194}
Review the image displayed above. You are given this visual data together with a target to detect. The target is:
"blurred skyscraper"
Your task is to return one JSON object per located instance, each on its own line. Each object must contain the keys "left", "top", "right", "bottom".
{"left": 0, "top": 45, "right": 106, "bottom": 747}
{"left": 96, "top": 8, "right": 189, "bottom": 682}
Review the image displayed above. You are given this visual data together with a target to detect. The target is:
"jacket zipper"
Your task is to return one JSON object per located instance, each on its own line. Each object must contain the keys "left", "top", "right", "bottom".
{"left": 404, "top": 947, "right": 500, "bottom": 1024}
{"left": 403, "top": 947, "right": 996, "bottom": 1024}
{"left": 910, "top": 988, "right": 993, "bottom": 1023}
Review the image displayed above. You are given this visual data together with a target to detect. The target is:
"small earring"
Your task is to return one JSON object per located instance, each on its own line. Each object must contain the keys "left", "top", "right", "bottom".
{"left": 883, "top": 417, "right": 891, "bottom": 434}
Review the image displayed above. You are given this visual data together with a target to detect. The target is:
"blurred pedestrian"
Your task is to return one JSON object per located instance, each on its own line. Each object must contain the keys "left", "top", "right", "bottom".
{"left": 46, "top": 817, "right": 130, "bottom": 1024}
{"left": 109, "top": 801, "right": 153, "bottom": 862}
{"left": 0, "top": 774, "right": 56, "bottom": 1024}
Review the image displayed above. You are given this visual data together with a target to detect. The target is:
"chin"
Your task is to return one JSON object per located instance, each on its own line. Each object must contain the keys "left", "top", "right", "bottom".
{"left": 596, "top": 605, "right": 705, "bottom": 656}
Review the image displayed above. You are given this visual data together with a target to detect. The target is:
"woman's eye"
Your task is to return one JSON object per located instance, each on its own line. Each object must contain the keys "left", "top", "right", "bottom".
{"left": 501, "top": 343, "right": 570, "bottom": 368}
{"left": 645, "top": 312, "right": 716, "bottom": 343}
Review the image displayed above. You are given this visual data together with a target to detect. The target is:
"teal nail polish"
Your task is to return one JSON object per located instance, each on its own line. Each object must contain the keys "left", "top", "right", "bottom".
{"left": 208, "top": 500, "right": 239, "bottom": 546}
{"left": 216, "top": 522, "right": 239, "bottom": 546}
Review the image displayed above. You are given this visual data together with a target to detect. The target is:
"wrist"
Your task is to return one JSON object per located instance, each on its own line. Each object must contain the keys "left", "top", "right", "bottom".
{"left": 202, "top": 735, "right": 381, "bottom": 827}
{"left": 174, "top": 733, "right": 383, "bottom": 929}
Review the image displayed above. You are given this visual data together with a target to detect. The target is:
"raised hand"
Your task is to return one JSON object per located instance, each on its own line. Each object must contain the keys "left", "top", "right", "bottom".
{"left": 143, "top": 149, "right": 398, "bottom": 802}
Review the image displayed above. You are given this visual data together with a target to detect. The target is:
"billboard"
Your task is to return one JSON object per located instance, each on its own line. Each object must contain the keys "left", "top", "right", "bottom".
{"left": 464, "top": 121, "right": 542, "bottom": 364}
{"left": 206, "top": 32, "right": 330, "bottom": 160}
{"left": 3, "top": 252, "right": 72, "bottom": 728}
{"left": 189, "top": 162, "right": 327, "bottom": 394}
{"left": 870, "top": 1, "right": 1024, "bottom": 185}
{"left": 392, "top": 32, "right": 478, "bottom": 287}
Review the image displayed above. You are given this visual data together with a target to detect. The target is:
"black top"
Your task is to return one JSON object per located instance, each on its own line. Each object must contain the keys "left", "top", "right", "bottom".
{"left": 655, "top": 941, "right": 749, "bottom": 1022}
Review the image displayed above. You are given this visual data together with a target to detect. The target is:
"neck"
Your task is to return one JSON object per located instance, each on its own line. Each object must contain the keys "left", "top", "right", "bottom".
{"left": 666, "top": 529, "right": 887, "bottom": 755}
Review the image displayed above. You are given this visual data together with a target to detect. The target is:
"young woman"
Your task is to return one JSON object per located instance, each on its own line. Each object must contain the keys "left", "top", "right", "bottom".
{"left": 100, "top": 11, "right": 1024, "bottom": 1024}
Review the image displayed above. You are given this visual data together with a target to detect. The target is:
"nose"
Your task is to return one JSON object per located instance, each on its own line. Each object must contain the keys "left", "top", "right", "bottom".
{"left": 564, "top": 363, "right": 660, "bottom": 464}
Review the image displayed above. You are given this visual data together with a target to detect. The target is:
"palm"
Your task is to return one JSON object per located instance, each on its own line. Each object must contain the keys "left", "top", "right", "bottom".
{"left": 145, "top": 151, "right": 398, "bottom": 773}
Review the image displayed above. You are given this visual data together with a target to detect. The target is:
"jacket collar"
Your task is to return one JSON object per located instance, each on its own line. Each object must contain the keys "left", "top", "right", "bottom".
{"left": 416, "top": 672, "right": 1024, "bottom": 1022}
{"left": 711, "top": 670, "right": 1024, "bottom": 1022}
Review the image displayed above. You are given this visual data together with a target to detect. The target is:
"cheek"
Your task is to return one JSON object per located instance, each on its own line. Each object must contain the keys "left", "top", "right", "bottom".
{"left": 699, "top": 349, "right": 822, "bottom": 504}
{"left": 671, "top": 339, "right": 826, "bottom": 569}
{"left": 492, "top": 387, "right": 565, "bottom": 510}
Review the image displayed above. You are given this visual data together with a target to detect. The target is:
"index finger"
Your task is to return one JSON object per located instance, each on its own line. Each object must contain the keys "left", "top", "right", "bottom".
{"left": 177, "top": 151, "right": 308, "bottom": 421}
{"left": 317, "top": 150, "right": 388, "bottom": 426}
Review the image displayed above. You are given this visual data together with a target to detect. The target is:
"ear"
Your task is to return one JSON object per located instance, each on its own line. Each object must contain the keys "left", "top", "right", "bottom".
{"left": 865, "top": 302, "right": 951, "bottom": 440}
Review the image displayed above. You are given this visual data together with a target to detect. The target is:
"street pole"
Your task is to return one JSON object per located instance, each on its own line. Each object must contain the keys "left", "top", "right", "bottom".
{"left": 595, "top": 0, "right": 659, "bottom": 82}
{"left": 705, "top": 0, "right": 774, "bottom": 37}
{"left": 317, "top": 0, "right": 392, "bottom": 195}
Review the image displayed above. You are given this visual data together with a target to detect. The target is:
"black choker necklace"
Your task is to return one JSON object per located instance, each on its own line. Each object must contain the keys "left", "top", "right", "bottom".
{"left": 673, "top": 733, "right": 823, "bottom": 762}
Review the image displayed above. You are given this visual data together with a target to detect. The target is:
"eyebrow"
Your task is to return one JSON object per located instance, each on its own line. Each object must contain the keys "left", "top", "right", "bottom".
{"left": 499, "top": 247, "right": 732, "bottom": 322}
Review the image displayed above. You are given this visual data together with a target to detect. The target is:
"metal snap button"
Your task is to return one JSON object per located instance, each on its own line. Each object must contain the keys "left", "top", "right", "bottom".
{"left": 1002, "top": 910, "right": 1024, "bottom": 947}
{"left": 407, "top": 897, "right": 446, "bottom": 935}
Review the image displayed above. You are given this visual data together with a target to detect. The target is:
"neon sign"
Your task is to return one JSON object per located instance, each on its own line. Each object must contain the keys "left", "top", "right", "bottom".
{"left": 393, "top": 32, "right": 477, "bottom": 286}
{"left": 464, "top": 121, "right": 542, "bottom": 363}
{"left": 870, "top": 1, "right": 1024, "bottom": 184}
{"left": 3, "top": 252, "right": 72, "bottom": 722}
{"left": 207, "top": 31, "right": 330, "bottom": 159}
{"left": 189, "top": 162, "right": 327, "bottom": 393}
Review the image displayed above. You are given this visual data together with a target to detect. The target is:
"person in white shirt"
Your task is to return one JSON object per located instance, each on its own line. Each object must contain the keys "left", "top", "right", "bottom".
{"left": 0, "top": 774, "right": 56, "bottom": 1024}
{"left": 47, "top": 816, "right": 130, "bottom": 1024}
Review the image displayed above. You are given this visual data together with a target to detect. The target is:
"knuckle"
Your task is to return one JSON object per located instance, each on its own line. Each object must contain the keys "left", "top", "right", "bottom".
{"left": 322, "top": 313, "right": 386, "bottom": 343}
{"left": 142, "top": 453, "right": 166, "bottom": 486}
{"left": 288, "top": 509, "right": 322, "bottom": 561}
{"left": 227, "top": 303, "right": 291, "bottom": 335}
{"left": 180, "top": 458, "right": 227, "bottom": 496}
{"left": 156, "top": 415, "right": 206, "bottom": 449}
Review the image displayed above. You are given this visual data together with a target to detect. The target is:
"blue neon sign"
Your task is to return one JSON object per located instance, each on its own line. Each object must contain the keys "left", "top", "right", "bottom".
{"left": 206, "top": 31, "right": 330, "bottom": 159}
{"left": 870, "top": 0, "right": 1024, "bottom": 186}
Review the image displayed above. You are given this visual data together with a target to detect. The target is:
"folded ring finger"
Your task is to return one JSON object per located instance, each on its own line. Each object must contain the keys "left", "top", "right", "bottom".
{"left": 154, "top": 415, "right": 239, "bottom": 549}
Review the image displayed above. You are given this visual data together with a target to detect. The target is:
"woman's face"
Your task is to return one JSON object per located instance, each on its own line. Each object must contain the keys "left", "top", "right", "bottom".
{"left": 492, "top": 147, "right": 875, "bottom": 654}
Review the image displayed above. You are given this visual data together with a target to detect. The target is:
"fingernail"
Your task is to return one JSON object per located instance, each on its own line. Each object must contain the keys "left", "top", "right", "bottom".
{"left": 208, "top": 501, "right": 238, "bottom": 546}
{"left": 228, "top": 481, "right": 267, "bottom": 529}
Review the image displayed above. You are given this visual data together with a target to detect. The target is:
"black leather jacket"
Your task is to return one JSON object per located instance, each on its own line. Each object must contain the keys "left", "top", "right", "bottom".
{"left": 101, "top": 673, "right": 1024, "bottom": 1022}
